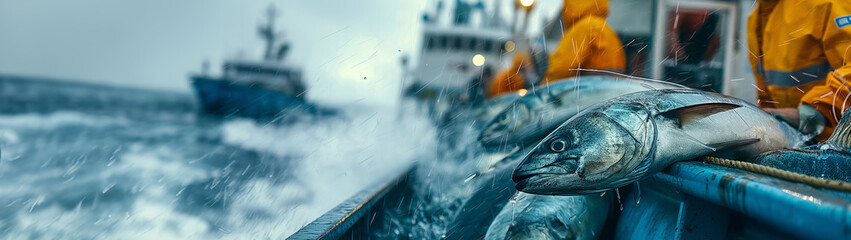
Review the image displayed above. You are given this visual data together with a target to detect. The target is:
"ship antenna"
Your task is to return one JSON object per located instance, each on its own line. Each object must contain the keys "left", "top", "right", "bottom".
{"left": 259, "top": 5, "right": 279, "bottom": 61}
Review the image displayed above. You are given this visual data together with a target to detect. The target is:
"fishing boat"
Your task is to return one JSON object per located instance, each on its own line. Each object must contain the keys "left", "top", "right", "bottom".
{"left": 400, "top": 0, "right": 517, "bottom": 120}
{"left": 291, "top": 0, "right": 850, "bottom": 239}
{"left": 190, "top": 7, "right": 316, "bottom": 119}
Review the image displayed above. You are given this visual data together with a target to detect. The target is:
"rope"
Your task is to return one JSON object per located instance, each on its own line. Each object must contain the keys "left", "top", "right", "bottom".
{"left": 702, "top": 156, "right": 851, "bottom": 192}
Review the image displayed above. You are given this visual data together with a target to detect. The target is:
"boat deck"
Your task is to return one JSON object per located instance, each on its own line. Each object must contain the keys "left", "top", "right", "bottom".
{"left": 290, "top": 161, "right": 851, "bottom": 240}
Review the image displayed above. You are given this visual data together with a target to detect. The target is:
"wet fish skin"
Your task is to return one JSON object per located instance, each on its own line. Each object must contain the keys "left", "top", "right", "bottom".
{"left": 751, "top": 147, "right": 851, "bottom": 182}
{"left": 443, "top": 144, "right": 535, "bottom": 240}
{"left": 484, "top": 192, "right": 610, "bottom": 240}
{"left": 751, "top": 109, "right": 851, "bottom": 182}
{"left": 478, "top": 76, "right": 683, "bottom": 149}
{"left": 480, "top": 92, "right": 524, "bottom": 123}
{"left": 513, "top": 89, "right": 805, "bottom": 195}
{"left": 476, "top": 144, "right": 536, "bottom": 174}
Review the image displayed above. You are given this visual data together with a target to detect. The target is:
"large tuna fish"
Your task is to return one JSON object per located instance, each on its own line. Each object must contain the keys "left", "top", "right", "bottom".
{"left": 752, "top": 109, "right": 851, "bottom": 182}
{"left": 513, "top": 89, "right": 807, "bottom": 195}
{"left": 444, "top": 145, "right": 533, "bottom": 240}
{"left": 480, "top": 91, "right": 525, "bottom": 124}
{"left": 479, "top": 76, "right": 684, "bottom": 149}
{"left": 484, "top": 192, "right": 610, "bottom": 240}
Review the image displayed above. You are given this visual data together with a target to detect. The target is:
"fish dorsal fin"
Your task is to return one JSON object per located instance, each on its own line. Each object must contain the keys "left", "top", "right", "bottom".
{"left": 706, "top": 138, "right": 761, "bottom": 150}
{"left": 827, "top": 109, "right": 851, "bottom": 148}
{"left": 660, "top": 103, "right": 742, "bottom": 127}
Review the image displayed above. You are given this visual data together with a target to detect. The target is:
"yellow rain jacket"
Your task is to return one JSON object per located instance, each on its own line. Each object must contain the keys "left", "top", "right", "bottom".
{"left": 487, "top": 0, "right": 626, "bottom": 97}
{"left": 540, "top": 0, "right": 625, "bottom": 85}
{"left": 486, "top": 53, "right": 532, "bottom": 98}
{"left": 748, "top": 0, "right": 851, "bottom": 140}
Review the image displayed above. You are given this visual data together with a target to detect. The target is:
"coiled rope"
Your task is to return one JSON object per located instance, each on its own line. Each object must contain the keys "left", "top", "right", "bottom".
{"left": 702, "top": 156, "right": 851, "bottom": 192}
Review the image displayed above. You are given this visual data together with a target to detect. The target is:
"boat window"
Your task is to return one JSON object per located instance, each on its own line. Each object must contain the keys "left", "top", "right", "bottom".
{"left": 425, "top": 34, "right": 435, "bottom": 50}
{"left": 452, "top": 36, "right": 463, "bottom": 50}
{"left": 482, "top": 39, "right": 493, "bottom": 53}
{"left": 438, "top": 35, "right": 448, "bottom": 49}
{"left": 468, "top": 37, "right": 477, "bottom": 51}
{"left": 651, "top": 0, "right": 736, "bottom": 93}
{"left": 226, "top": 64, "right": 294, "bottom": 77}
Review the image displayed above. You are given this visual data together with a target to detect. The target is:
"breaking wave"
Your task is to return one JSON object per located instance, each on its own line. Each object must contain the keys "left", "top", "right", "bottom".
{"left": 0, "top": 77, "right": 437, "bottom": 239}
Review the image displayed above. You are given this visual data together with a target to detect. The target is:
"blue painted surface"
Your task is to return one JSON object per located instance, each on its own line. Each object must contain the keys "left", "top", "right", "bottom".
{"left": 650, "top": 162, "right": 851, "bottom": 240}
{"left": 191, "top": 76, "right": 331, "bottom": 119}
{"left": 615, "top": 183, "right": 730, "bottom": 240}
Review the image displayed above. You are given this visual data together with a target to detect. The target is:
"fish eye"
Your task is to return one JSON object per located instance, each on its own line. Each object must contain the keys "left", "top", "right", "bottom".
{"left": 550, "top": 138, "right": 568, "bottom": 152}
{"left": 500, "top": 113, "right": 511, "bottom": 124}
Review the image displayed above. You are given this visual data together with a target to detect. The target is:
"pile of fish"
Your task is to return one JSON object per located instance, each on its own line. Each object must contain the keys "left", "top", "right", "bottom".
{"left": 445, "top": 75, "right": 851, "bottom": 239}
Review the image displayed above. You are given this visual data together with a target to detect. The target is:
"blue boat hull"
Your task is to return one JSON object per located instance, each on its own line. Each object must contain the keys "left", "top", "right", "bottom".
{"left": 191, "top": 76, "right": 327, "bottom": 119}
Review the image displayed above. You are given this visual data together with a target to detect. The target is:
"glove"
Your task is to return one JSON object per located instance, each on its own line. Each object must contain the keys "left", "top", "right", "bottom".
{"left": 798, "top": 104, "right": 826, "bottom": 136}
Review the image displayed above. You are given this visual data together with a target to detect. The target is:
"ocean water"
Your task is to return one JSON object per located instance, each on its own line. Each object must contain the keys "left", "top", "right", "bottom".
{"left": 0, "top": 75, "right": 437, "bottom": 239}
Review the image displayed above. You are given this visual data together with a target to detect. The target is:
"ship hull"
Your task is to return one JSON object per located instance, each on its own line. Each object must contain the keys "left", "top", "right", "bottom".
{"left": 191, "top": 76, "right": 316, "bottom": 119}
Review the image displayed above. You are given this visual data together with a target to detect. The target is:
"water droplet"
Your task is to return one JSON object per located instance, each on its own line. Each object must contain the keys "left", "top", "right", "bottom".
{"left": 634, "top": 182, "right": 641, "bottom": 205}
{"left": 616, "top": 188, "right": 623, "bottom": 211}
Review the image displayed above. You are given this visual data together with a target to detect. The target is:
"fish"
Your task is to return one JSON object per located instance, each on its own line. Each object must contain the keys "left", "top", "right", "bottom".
{"left": 513, "top": 89, "right": 807, "bottom": 195}
{"left": 484, "top": 192, "right": 610, "bottom": 240}
{"left": 476, "top": 143, "right": 535, "bottom": 174}
{"left": 478, "top": 76, "right": 684, "bottom": 150}
{"left": 751, "top": 109, "right": 851, "bottom": 182}
{"left": 480, "top": 91, "right": 525, "bottom": 124}
{"left": 443, "top": 145, "right": 535, "bottom": 240}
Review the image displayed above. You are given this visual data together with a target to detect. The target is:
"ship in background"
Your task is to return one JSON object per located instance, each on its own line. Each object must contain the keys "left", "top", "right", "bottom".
{"left": 190, "top": 6, "right": 319, "bottom": 119}
{"left": 401, "top": 0, "right": 524, "bottom": 119}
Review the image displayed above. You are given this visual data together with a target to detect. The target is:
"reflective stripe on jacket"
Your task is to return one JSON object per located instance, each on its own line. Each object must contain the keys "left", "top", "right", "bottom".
{"left": 748, "top": 0, "right": 851, "bottom": 141}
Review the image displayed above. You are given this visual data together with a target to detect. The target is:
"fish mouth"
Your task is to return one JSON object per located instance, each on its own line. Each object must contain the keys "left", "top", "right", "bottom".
{"left": 513, "top": 173, "right": 556, "bottom": 191}
{"left": 512, "top": 159, "right": 578, "bottom": 189}
{"left": 512, "top": 171, "right": 537, "bottom": 183}
{"left": 513, "top": 155, "right": 578, "bottom": 178}
{"left": 513, "top": 155, "right": 583, "bottom": 193}
{"left": 512, "top": 165, "right": 574, "bottom": 182}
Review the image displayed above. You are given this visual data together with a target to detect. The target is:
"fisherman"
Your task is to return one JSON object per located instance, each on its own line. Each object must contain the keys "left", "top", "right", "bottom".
{"left": 486, "top": 52, "right": 531, "bottom": 98}
{"left": 749, "top": 0, "right": 851, "bottom": 141}
{"left": 485, "top": 0, "right": 626, "bottom": 98}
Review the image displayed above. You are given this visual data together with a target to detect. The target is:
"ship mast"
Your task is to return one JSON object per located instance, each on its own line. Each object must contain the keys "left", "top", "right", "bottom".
{"left": 258, "top": 6, "right": 278, "bottom": 61}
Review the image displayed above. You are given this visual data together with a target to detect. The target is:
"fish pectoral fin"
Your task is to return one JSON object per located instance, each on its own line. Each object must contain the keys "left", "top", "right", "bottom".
{"left": 706, "top": 138, "right": 761, "bottom": 150}
{"left": 660, "top": 103, "right": 742, "bottom": 127}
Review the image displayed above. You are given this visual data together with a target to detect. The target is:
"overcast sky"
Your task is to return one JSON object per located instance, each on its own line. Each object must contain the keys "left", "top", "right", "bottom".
{"left": 0, "top": 0, "right": 560, "bottom": 104}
